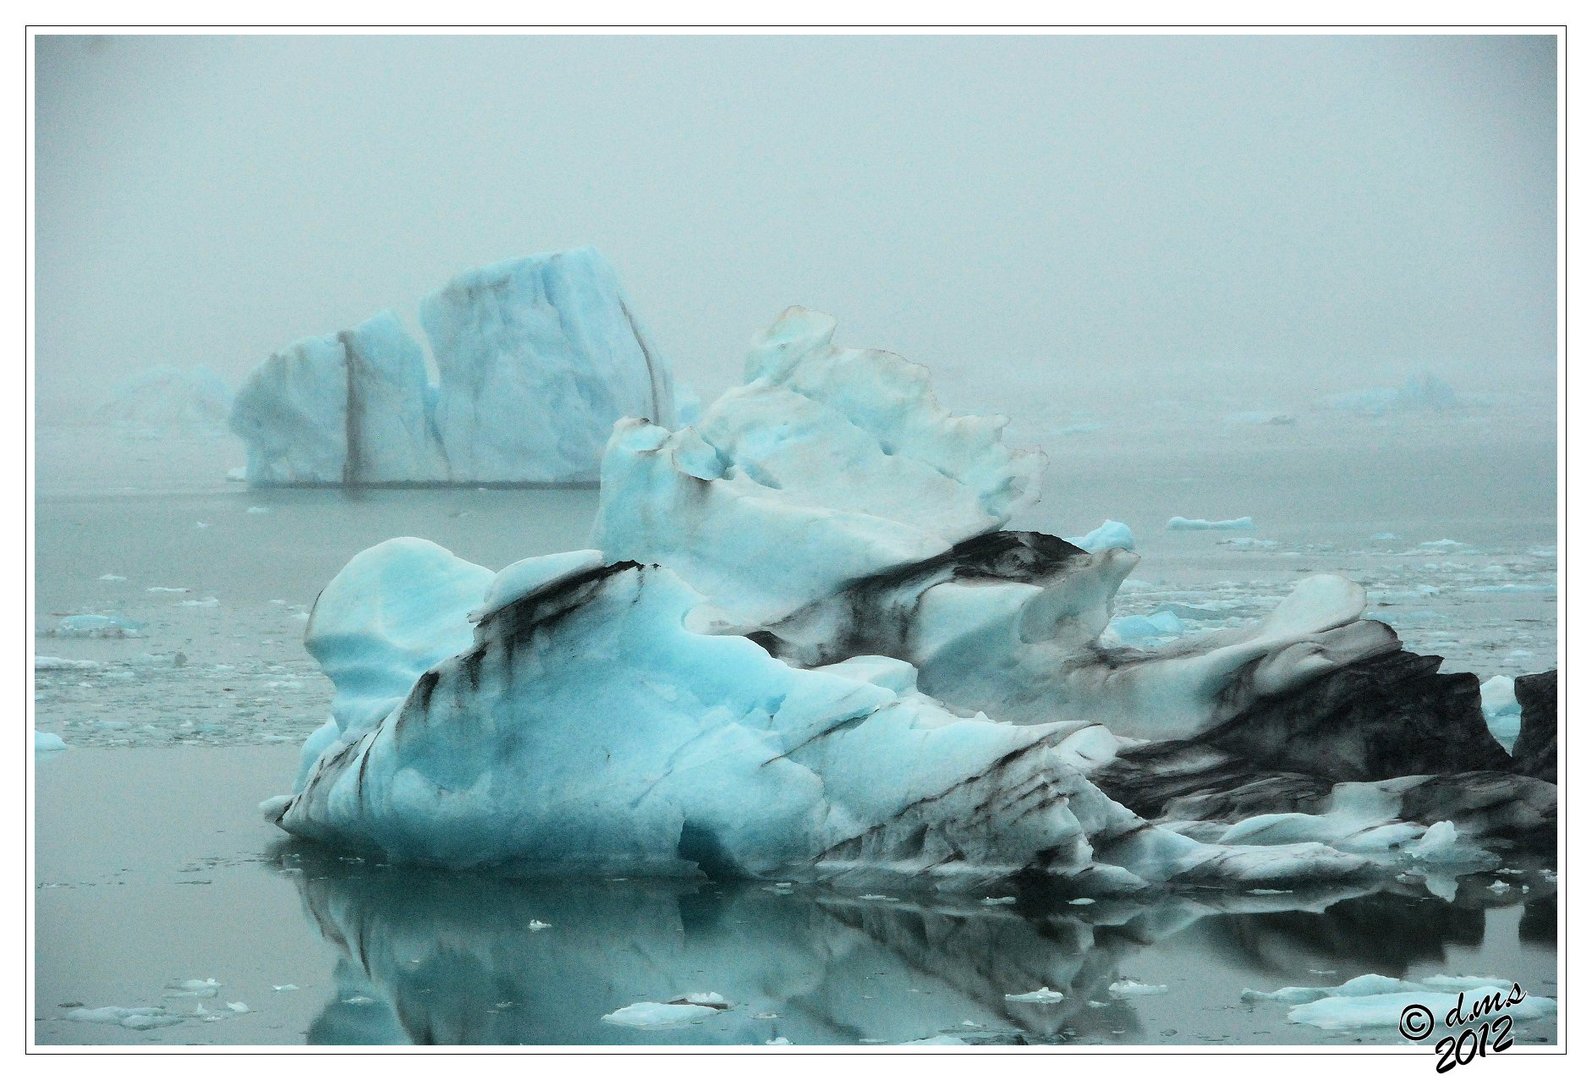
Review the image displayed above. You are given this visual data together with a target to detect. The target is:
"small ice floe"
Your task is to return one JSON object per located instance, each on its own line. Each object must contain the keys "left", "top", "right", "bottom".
{"left": 341, "top": 995, "right": 376, "bottom": 1006}
{"left": 1109, "top": 980, "right": 1168, "bottom": 997}
{"left": 271, "top": 985, "right": 299, "bottom": 992}
{"left": 163, "top": 978, "right": 220, "bottom": 998}
{"left": 1217, "top": 536, "right": 1278, "bottom": 550}
{"left": 526, "top": 920, "right": 552, "bottom": 931}
{"left": 858, "top": 894, "right": 899, "bottom": 902}
{"left": 1243, "top": 974, "right": 1556, "bottom": 1032}
{"left": 675, "top": 992, "right": 729, "bottom": 1008}
{"left": 1004, "top": 987, "right": 1065, "bottom": 1004}
{"left": 1541, "top": 869, "right": 1558, "bottom": 883}
{"left": 980, "top": 896, "right": 1017, "bottom": 906}
{"left": 35, "top": 656, "right": 100, "bottom": 671}
{"left": 1087, "top": 1001, "right": 1109, "bottom": 1009}
{"left": 147, "top": 586, "right": 190, "bottom": 593}
{"left": 226, "top": 1002, "right": 249, "bottom": 1013}
{"left": 180, "top": 597, "right": 220, "bottom": 607}
{"left": 763, "top": 882, "right": 795, "bottom": 894}
{"left": 601, "top": 1000, "right": 725, "bottom": 1028}
{"left": 1419, "top": 539, "right": 1466, "bottom": 550}
{"left": 64, "top": 1005, "right": 184, "bottom": 1030}
{"left": 48, "top": 614, "right": 144, "bottom": 638}
{"left": 1167, "top": 516, "right": 1254, "bottom": 531}
{"left": 98, "top": 573, "right": 127, "bottom": 581}
{"left": 246, "top": 506, "right": 270, "bottom": 514}
{"left": 1308, "top": 969, "right": 1338, "bottom": 976}
{"left": 1067, "top": 898, "right": 1096, "bottom": 906}
{"left": 1487, "top": 880, "right": 1511, "bottom": 893}
{"left": 195, "top": 1002, "right": 222, "bottom": 1022}
{"left": 1369, "top": 532, "right": 1399, "bottom": 541}
{"left": 34, "top": 731, "right": 68, "bottom": 753}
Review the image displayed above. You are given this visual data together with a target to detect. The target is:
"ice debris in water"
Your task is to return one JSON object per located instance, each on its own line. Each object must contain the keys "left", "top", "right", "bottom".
{"left": 33, "top": 731, "right": 68, "bottom": 753}
{"left": 1109, "top": 980, "right": 1169, "bottom": 997}
{"left": 272, "top": 985, "right": 299, "bottom": 992}
{"left": 34, "top": 656, "right": 100, "bottom": 671}
{"left": 98, "top": 573, "right": 127, "bottom": 581}
{"left": 1479, "top": 675, "right": 1521, "bottom": 752}
{"left": 1167, "top": 516, "right": 1254, "bottom": 531}
{"left": 526, "top": 920, "right": 552, "bottom": 931}
{"left": 1004, "top": 987, "right": 1065, "bottom": 1004}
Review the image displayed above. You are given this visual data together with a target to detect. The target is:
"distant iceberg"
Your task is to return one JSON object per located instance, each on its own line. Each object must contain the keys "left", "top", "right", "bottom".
{"left": 265, "top": 308, "right": 1554, "bottom": 892}
{"left": 95, "top": 366, "right": 232, "bottom": 432}
{"left": 229, "top": 248, "right": 675, "bottom": 485}
{"left": 1322, "top": 372, "right": 1459, "bottom": 416}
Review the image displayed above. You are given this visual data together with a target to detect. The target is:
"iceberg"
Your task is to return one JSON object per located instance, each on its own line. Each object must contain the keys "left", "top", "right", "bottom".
{"left": 230, "top": 248, "right": 675, "bottom": 485}
{"left": 94, "top": 365, "right": 232, "bottom": 432}
{"left": 265, "top": 308, "right": 1555, "bottom": 892}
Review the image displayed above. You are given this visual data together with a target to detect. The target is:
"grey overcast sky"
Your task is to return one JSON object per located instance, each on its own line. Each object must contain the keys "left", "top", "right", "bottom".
{"left": 33, "top": 33, "right": 1557, "bottom": 424}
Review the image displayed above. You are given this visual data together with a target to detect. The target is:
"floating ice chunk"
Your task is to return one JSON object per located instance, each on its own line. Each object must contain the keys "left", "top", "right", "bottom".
{"left": 272, "top": 985, "right": 299, "bottom": 992}
{"left": 1004, "top": 987, "right": 1064, "bottom": 1004}
{"left": 148, "top": 586, "right": 190, "bottom": 593}
{"left": 526, "top": 920, "right": 552, "bottom": 931}
{"left": 226, "top": 1001, "right": 249, "bottom": 1013}
{"left": 676, "top": 992, "right": 729, "bottom": 1008}
{"left": 163, "top": 978, "right": 220, "bottom": 998}
{"left": 98, "top": 573, "right": 127, "bottom": 581}
{"left": 64, "top": 1005, "right": 184, "bottom": 1029}
{"left": 1109, "top": 980, "right": 1168, "bottom": 997}
{"left": 1486, "top": 879, "right": 1511, "bottom": 893}
{"left": 1479, "top": 676, "right": 1521, "bottom": 752}
{"left": 1369, "top": 532, "right": 1399, "bottom": 541}
{"left": 1419, "top": 539, "right": 1466, "bottom": 550}
{"left": 980, "top": 896, "right": 1017, "bottom": 906}
{"left": 180, "top": 597, "right": 220, "bottom": 608}
{"left": 33, "top": 731, "right": 67, "bottom": 752}
{"left": 48, "top": 614, "right": 144, "bottom": 638}
{"left": 601, "top": 1001, "right": 723, "bottom": 1028}
{"left": 1167, "top": 516, "right": 1254, "bottom": 531}
{"left": 34, "top": 656, "right": 99, "bottom": 671}
{"left": 1064, "top": 519, "right": 1135, "bottom": 553}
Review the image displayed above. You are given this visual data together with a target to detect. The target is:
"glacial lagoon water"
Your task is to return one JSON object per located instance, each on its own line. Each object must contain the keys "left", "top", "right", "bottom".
{"left": 30, "top": 408, "right": 1559, "bottom": 1047}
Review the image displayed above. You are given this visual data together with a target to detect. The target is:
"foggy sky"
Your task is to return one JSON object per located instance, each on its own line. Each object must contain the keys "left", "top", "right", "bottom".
{"left": 32, "top": 33, "right": 1558, "bottom": 425}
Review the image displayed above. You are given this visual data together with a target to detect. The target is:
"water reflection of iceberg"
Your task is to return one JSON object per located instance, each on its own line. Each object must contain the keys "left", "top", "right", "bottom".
{"left": 283, "top": 847, "right": 1551, "bottom": 1047}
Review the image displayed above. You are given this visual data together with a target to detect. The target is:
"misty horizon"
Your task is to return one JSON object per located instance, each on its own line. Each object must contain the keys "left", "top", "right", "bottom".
{"left": 33, "top": 33, "right": 1557, "bottom": 428}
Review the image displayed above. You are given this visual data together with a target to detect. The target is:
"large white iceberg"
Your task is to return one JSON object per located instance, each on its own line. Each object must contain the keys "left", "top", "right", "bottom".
{"left": 265, "top": 309, "right": 1552, "bottom": 891}
{"left": 230, "top": 248, "right": 675, "bottom": 485}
